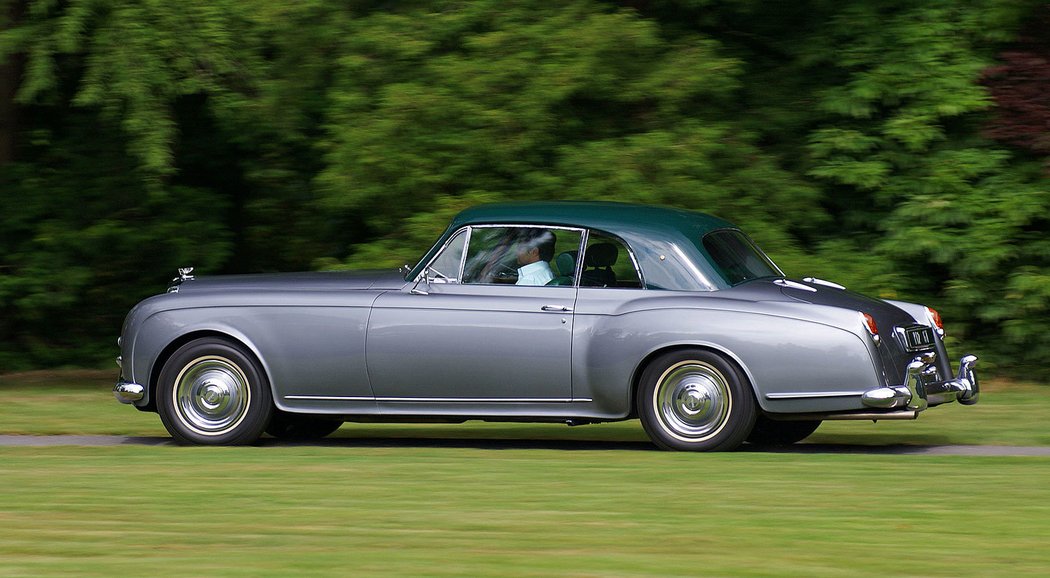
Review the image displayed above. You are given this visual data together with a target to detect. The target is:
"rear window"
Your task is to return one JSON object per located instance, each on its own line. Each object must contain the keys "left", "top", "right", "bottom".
{"left": 702, "top": 229, "right": 781, "bottom": 286}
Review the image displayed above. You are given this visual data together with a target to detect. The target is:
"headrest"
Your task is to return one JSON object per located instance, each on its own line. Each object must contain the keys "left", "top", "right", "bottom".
{"left": 555, "top": 251, "right": 577, "bottom": 276}
{"left": 584, "top": 243, "right": 617, "bottom": 268}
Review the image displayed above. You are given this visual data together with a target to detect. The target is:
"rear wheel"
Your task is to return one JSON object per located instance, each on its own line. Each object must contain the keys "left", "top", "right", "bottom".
{"left": 157, "top": 338, "right": 273, "bottom": 445}
{"left": 266, "top": 412, "right": 343, "bottom": 440}
{"left": 746, "top": 416, "right": 821, "bottom": 446}
{"left": 636, "top": 349, "right": 756, "bottom": 451}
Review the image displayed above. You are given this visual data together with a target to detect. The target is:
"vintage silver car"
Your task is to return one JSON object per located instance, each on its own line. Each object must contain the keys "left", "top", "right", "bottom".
{"left": 114, "top": 202, "right": 979, "bottom": 450}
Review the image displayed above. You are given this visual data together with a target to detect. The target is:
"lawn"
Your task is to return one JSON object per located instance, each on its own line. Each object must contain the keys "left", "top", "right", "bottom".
{"left": 1, "top": 371, "right": 1049, "bottom": 576}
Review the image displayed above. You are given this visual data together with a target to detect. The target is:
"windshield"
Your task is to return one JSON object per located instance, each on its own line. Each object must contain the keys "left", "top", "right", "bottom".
{"left": 702, "top": 229, "right": 782, "bottom": 286}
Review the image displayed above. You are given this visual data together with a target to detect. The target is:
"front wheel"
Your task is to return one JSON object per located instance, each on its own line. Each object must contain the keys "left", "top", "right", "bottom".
{"left": 157, "top": 338, "right": 273, "bottom": 445}
{"left": 636, "top": 349, "right": 756, "bottom": 451}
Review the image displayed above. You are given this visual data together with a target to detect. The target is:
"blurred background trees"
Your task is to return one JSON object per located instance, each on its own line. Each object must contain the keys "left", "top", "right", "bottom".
{"left": 0, "top": 0, "right": 1047, "bottom": 375}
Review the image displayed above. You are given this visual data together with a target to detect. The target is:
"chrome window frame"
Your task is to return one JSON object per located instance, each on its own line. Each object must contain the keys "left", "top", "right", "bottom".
{"left": 581, "top": 229, "right": 647, "bottom": 290}
{"left": 417, "top": 224, "right": 587, "bottom": 287}
{"left": 415, "top": 227, "right": 471, "bottom": 283}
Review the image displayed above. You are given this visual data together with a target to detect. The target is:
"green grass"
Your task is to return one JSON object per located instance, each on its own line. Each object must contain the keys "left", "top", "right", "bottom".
{"left": 0, "top": 370, "right": 167, "bottom": 436}
{"left": 1, "top": 371, "right": 1049, "bottom": 576}
{"left": 1, "top": 447, "right": 1049, "bottom": 576}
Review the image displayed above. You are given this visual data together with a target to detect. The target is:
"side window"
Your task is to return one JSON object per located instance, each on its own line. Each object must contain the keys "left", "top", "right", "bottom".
{"left": 461, "top": 226, "right": 583, "bottom": 286}
{"left": 425, "top": 229, "right": 467, "bottom": 283}
{"left": 580, "top": 232, "right": 643, "bottom": 289}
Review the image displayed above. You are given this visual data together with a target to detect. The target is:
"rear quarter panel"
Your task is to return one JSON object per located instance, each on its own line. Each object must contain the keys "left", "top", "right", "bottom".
{"left": 572, "top": 289, "right": 882, "bottom": 416}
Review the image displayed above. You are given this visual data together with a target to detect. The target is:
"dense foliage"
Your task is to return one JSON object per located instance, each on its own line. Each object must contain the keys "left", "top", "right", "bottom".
{"left": 0, "top": 0, "right": 1047, "bottom": 375}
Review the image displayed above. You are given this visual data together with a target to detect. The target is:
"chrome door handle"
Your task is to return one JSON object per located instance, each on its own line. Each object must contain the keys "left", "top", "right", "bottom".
{"left": 541, "top": 305, "right": 573, "bottom": 312}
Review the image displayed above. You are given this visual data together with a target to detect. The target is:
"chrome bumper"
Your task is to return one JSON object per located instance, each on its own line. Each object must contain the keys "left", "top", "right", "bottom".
{"left": 862, "top": 353, "right": 978, "bottom": 411}
{"left": 113, "top": 380, "right": 145, "bottom": 404}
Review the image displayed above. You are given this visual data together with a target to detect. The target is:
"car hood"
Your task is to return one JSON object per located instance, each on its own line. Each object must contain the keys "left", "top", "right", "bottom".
{"left": 173, "top": 270, "right": 408, "bottom": 293}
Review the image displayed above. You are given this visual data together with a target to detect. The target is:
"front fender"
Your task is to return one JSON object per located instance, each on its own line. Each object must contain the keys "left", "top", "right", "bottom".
{"left": 122, "top": 299, "right": 379, "bottom": 411}
{"left": 124, "top": 311, "right": 271, "bottom": 409}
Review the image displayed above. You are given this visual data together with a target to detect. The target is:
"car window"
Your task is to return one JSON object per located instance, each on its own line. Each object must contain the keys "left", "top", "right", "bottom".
{"left": 425, "top": 228, "right": 468, "bottom": 283}
{"left": 461, "top": 226, "right": 583, "bottom": 286}
{"left": 580, "top": 232, "right": 643, "bottom": 289}
{"left": 702, "top": 229, "right": 781, "bottom": 286}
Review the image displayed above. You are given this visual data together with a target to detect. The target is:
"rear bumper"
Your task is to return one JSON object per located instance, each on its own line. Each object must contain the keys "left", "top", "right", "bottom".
{"left": 862, "top": 353, "right": 978, "bottom": 411}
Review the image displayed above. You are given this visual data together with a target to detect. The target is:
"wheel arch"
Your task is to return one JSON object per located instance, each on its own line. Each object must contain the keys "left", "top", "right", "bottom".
{"left": 628, "top": 342, "right": 758, "bottom": 419}
{"left": 146, "top": 329, "right": 269, "bottom": 412}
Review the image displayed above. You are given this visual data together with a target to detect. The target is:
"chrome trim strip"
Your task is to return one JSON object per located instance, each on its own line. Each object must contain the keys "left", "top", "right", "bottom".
{"left": 803, "top": 277, "right": 846, "bottom": 290}
{"left": 576, "top": 228, "right": 590, "bottom": 286}
{"left": 585, "top": 229, "right": 646, "bottom": 289}
{"left": 459, "top": 226, "right": 472, "bottom": 281}
{"left": 415, "top": 228, "right": 469, "bottom": 284}
{"left": 378, "top": 397, "right": 589, "bottom": 403}
{"left": 625, "top": 240, "right": 645, "bottom": 289}
{"left": 419, "top": 223, "right": 588, "bottom": 285}
{"left": 766, "top": 391, "right": 865, "bottom": 400}
{"left": 469, "top": 224, "right": 588, "bottom": 232}
{"left": 413, "top": 228, "right": 465, "bottom": 283}
{"left": 671, "top": 244, "right": 717, "bottom": 291}
{"left": 284, "top": 396, "right": 592, "bottom": 403}
{"left": 774, "top": 278, "right": 817, "bottom": 292}
{"left": 285, "top": 395, "right": 374, "bottom": 401}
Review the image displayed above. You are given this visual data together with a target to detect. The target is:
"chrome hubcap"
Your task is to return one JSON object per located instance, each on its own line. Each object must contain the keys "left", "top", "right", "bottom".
{"left": 655, "top": 361, "right": 732, "bottom": 441}
{"left": 173, "top": 356, "right": 251, "bottom": 436}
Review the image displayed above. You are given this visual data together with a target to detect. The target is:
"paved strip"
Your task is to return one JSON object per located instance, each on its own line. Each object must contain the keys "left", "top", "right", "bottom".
{"left": 1, "top": 435, "right": 1050, "bottom": 456}
{"left": 760, "top": 443, "right": 1050, "bottom": 457}
{"left": 0, "top": 435, "right": 173, "bottom": 447}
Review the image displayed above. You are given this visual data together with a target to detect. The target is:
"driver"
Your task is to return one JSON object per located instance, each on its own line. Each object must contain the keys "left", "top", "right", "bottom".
{"left": 515, "top": 228, "right": 556, "bottom": 286}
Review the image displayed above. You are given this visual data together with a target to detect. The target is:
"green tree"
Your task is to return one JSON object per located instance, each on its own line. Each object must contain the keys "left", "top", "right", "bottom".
{"left": 0, "top": 0, "right": 277, "bottom": 368}
{"left": 318, "top": 0, "right": 825, "bottom": 270}
{"left": 795, "top": 1, "right": 1049, "bottom": 370}
{"left": 0, "top": 0, "right": 1046, "bottom": 376}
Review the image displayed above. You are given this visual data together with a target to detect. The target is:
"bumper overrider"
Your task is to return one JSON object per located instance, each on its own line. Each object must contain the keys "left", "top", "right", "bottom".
{"left": 114, "top": 379, "right": 145, "bottom": 404}
{"left": 862, "top": 353, "right": 979, "bottom": 411}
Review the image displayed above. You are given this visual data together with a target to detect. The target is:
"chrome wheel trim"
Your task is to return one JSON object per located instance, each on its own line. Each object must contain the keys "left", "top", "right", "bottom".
{"left": 172, "top": 355, "right": 252, "bottom": 436}
{"left": 653, "top": 360, "right": 732, "bottom": 442}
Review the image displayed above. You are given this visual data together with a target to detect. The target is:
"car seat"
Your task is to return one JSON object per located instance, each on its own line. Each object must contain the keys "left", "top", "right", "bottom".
{"left": 546, "top": 251, "right": 577, "bottom": 286}
{"left": 581, "top": 243, "right": 617, "bottom": 287}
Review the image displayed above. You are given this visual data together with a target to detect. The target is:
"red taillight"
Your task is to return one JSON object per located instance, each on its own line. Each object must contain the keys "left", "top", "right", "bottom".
{"left": 925, "top": 306, "right": 943, "bottom": 331}
{"left": 860, "top": 312, "right": 880, "bottom": 345}
{"left": 861, "top": 312, "right": 879, "bottom": 337}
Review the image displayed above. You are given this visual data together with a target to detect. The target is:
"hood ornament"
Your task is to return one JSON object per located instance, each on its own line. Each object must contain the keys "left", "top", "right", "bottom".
{"left": 168, "top": 267, "right": 195, "bottom": 293}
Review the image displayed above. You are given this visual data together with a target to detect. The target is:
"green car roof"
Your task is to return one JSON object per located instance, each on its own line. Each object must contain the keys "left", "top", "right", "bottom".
{"left": 412, "top": 201, "right": 746, "bottom": 291}
{"left": 451, "top": 201, "right": 735, "bottom": 238}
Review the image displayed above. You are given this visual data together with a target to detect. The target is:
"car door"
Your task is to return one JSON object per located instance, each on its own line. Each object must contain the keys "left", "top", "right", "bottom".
{"left": 366, "top": 225, "right": 583, "bottom": 405}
